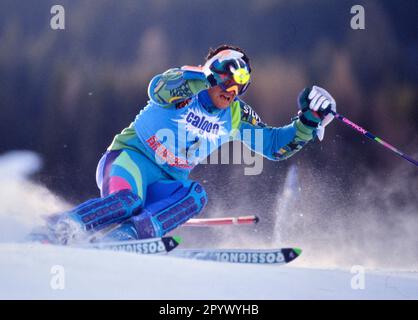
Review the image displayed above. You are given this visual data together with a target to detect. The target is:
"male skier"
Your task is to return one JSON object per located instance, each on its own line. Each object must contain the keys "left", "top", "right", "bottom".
{"left": 46, "top": 45, "right": 337, "bottom": 244}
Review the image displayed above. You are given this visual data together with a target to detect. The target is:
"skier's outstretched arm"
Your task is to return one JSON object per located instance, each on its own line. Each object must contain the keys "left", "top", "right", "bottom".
{"left": 148, "top": 66, "right": 212, "bottom": 106}
{"left": 231, "top": 86, "right": 337, "bottom": 161}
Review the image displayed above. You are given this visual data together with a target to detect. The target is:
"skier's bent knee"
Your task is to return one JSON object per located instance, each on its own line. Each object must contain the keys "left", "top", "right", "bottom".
{"left": 104, "top": 182, "right": 208, "bottom": 241}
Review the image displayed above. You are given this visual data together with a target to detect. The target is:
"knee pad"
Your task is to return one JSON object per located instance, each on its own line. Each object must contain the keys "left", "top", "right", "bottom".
{"left": 123, "top": 182, "right": 207, "bottom": 240}
{"left": 66, "top": 189, "right": 143, "bottom": 232}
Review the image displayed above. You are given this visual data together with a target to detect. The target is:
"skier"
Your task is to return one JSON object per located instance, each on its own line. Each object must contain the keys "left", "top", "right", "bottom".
{"left": 46, "top": 44, "right": 337, "bottom": 244}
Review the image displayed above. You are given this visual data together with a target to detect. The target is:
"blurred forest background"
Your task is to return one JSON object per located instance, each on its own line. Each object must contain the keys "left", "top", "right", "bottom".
{"left": 0, "top": 0, "right": 417, "bottom": 250}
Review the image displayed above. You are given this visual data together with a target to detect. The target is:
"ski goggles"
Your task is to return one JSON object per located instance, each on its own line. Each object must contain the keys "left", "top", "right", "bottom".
{"left": 219, "top": 77, "right": 251, "bottom": 96}
{"left": 206, "top": 50, "right": 251, "bottom": 96}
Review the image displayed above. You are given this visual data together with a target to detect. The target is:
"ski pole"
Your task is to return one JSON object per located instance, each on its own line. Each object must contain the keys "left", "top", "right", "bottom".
{"left": 184, "top": 215, "right": 259, "bottom": 227}
{"left": 331, "top": 111, "right": 418, "bottom": 167}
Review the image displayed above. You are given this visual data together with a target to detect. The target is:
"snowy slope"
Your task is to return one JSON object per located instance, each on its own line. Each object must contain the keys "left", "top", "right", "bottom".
{"left": 1, "top": 243, "right": 417, "bottom": 299}
{"left": 0, "top": 151, "right": 417, "bottom": 300}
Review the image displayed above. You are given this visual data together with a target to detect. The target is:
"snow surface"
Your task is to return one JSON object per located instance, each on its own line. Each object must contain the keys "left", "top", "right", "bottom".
{"left": 0, "top": 150, "right": 417, "bottom": 299}
{"left": 1, "top": 243, "right": 417, "bottom": 299}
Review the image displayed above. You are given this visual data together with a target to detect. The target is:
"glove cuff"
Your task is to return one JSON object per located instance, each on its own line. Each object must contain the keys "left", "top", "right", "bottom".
{"left": 294, "top": 118, "right": 316, "bottom": 142}
{"left": 206, "top": 73, "right": 218, "bottom": 87}
{"left": 298, "top": 110, "right": 321, "bottom": 128}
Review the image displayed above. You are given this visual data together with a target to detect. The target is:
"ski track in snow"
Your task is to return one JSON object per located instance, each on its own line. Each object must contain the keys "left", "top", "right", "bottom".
{"left": 0, "top": 151, "right": 417, "bottom": 299}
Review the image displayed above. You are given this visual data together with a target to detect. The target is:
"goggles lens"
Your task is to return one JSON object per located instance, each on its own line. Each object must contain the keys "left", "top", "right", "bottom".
{"left": 220, "top": 79, "right": 251, "bottom": 96}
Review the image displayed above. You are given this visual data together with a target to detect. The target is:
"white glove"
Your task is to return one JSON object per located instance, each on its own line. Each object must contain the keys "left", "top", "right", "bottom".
{"left": 308, "top": 86, "right": 337, "bottom": 141}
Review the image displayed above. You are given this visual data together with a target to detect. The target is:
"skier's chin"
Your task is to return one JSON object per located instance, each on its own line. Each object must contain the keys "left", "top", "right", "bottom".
{"left": 208, "top": 86, "right": 235, "bottom": 109}
{"left": 215, "top": 97, "right": 232, "bottom": 109}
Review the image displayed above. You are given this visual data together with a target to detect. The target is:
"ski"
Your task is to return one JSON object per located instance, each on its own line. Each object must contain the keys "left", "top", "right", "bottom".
{"left": 82, "top": 236, "right": 182, "bottom": 254}
{"left": 168, "top": 247, "right": 302, "bottom": 265}
{"left": 184, "top": 215, "right": 259, "bottom": 227}
{"left": 29, "top": 225, "right": 300, "bottom": 264}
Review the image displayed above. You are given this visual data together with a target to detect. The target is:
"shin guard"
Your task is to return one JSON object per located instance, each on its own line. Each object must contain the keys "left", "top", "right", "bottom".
{"left": 104, "top": 182, "right": 207, "bottom": 241}
{"left": 50, "top": 189, "right": 143, "bottom": 244}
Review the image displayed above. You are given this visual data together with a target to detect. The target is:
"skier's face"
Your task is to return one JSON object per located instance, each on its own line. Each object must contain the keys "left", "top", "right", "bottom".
{"left": 207, "top": 85, "right": 237, "bottom": 109}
